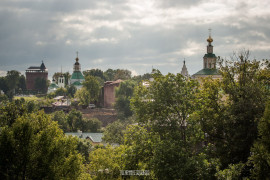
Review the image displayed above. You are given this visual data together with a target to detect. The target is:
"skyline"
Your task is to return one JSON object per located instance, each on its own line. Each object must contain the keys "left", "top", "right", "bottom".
{"left": 0, "top": 0, "right": 270, "bottom": 79}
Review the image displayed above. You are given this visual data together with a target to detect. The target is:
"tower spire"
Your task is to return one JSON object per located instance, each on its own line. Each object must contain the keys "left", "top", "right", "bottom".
{"left": 181, "top": 59, "right": 188, "bottom": 77}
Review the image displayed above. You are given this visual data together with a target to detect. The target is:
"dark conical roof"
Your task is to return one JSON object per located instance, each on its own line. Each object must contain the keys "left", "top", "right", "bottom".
{"left": 40, "top": 61, "right": 46, "bottom": 70}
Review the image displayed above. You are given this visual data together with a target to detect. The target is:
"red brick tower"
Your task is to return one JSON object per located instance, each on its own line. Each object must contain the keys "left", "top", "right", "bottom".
{"left": 25, "top": 61, "right": 48, "bottom": 90}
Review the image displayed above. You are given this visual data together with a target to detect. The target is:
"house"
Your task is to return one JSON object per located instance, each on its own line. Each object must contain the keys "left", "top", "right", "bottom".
{"left": 65, "top": 132, "right": 103, "bottom": 145}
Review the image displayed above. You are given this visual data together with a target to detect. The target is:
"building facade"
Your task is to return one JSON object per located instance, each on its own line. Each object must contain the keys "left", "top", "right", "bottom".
{"left": 25, "top": 61, "right": 48, "bottom": 91}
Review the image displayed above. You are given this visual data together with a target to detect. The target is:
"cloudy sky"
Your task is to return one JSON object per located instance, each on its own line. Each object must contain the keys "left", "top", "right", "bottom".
{"left": 0, "top": 0, "right": 270, "bottom": 79}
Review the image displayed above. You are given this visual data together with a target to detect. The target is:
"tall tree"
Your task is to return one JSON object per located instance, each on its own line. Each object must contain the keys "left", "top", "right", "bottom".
{"left": 104, "top": 69, "right": 115, "bottom": 81}
{"left": 198, "top": 52, "right": 268, "bottom": 170}
{"left": 249, "top": 101, "right": 270, "bottom": 179}
{"left": 82, "top": 75, "right": 100, "bottom": 103}
{"left": 114, "top": 80, "right": 136, "bottom": 120}
{"left": 130, "top": 71, "right": 213, "bottom": 179}
{"left": 34, "top": 77, "right": 48, "bottom": 94}
{"left": 18, "top": 75, "right": 26, "bottom": 92}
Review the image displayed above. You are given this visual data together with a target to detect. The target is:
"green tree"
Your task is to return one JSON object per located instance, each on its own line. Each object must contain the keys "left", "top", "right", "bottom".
{"left": 114, "top": 69, "right": 131, "bottom": 80}
{"left": 67, "top": 109, "right": 84, "bottom": 132}
{"left": 83, "top": 69, "right": 105, "bottom": 80}
{"left": 88, "top": 145, "right": 124, "bottom": 179}
{"left": 54, "top": 87, "right": 67, "bottom": 96}
{"left": 0, "top": 103, "right": 84, "bottom": 179}
{"left": 104, "top": 69, "right": 115, "bottom": 81}
{"left": 198, "top": 53, "right": 268, "bottom": 171}
{"left": 52, "top": 72, "right": 62, "bottom": 84}
{"left": 0, "top": 77, "right": 8, "bottom": 94}
{"left": 6, "top": 70, "right": 20, "bottom": 93}
{"left": 34, "top": 77, "right": 48, "bottom": 94}
{"left": 82, "top": 118, "right": 102, "bottom": 132}
{"left": 51, "top": 110, "right": 70, "bottom": 132}
{"left": 82, "top": 75, "right": 100, "bottom": 103}
{"left": 77, "top": 138, "right": 92, "bottom": 163}
{"left": 249, "top": 101, "right": 270, "bottom": 179}
{"left": 102, "top": 120, "right": 126, "bottom": 144}
{"left": 129, "top": 71, "right": 213, "bottom": 179}
{"left": 63, "top": 72, "right": 71, "bottom": 86}
{"left": 18, "top": 75, "right": 26, "bottom": 92}
{"left": 75, "top": 87, "right": 91, "bottom": 106}
{"left": 114, "top": 80, "right": 136, "bottom": 120}
{"left": 67, "top": 84, "right": 77, "bottom": 97}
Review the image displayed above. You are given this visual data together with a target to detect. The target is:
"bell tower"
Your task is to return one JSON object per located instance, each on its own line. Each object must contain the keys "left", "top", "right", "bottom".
{"left": 203, "top": 29, "right": 217, "bottom": 69}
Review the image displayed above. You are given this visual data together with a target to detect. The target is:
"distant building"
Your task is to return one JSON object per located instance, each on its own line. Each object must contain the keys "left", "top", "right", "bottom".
{"left": 47, "top": 78, "right": 59, "bottom": 94}
{"left": 65, "top": 132, "right": 103, "bottom": 145}
{"left": 58, "top": 73, "right": 65, "bottom": 88}
{"left": 192, "top": 32, "right": 221, "bottom": 80}
{"left": 70, "top": 52, "right": 85, "bottom": 89}
{"left": 103, "top": 79, "right": 122, "bottom": 108}
{"left": 25, "top": 61, "right": 48, "bottom": 91}
{"left": 47, "top": 73, "right": 65, "bottom": 94}
{"left": 181, "top": 60, "right": 189, "bottom": 77}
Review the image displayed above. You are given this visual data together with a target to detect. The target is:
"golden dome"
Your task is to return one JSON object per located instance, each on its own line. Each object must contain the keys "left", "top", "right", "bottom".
{"left": 207, "top": 36, "right": 213, "bottom": 43}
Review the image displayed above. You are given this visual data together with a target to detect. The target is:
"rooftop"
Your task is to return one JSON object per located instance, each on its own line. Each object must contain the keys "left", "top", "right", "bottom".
{"left": 193, "top": 68, "right": 220, "bottom": 76}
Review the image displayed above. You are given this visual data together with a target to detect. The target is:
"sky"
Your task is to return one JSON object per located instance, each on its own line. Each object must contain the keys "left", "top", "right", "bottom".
{"left": 0, "top": 0, "right": 270, "bottom": 80}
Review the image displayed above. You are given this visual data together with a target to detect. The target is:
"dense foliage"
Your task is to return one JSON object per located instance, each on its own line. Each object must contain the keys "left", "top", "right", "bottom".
{"left": 0, "top": 101, "right": 86, "bottom": 179}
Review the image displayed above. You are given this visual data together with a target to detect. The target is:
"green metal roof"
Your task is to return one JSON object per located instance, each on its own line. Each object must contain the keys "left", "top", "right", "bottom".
{"left": 48, "top": 83, "right": 59, "bottom": 89}
{"left": 71, "top": 71, "right": 85, "bottom": 80}
{"left": 204, "top": 53, "right": 216, "bottom": 58}
{"left": 65, "top": 133, "right": 103, "bottom": 143}
{"left": 193, "top": 68, "right": 220, "bottom": 75}
{"left": 72, "top": 81, "right": 82, "bottom": 86}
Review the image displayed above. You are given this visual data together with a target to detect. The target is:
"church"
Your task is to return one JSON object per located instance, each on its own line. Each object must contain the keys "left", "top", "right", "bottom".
{"left": 179, "top": 31, "right": 221, "bottom": 80}
{"left": 191, "top": 32, "right": 221, "bottom": 80}
{"left": 48, "top": 53, "right": 85, "bottom": 93}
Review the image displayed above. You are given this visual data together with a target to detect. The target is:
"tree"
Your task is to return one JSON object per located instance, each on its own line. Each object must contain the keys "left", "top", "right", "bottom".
{"left": 82, "top": 118, "right": 102, "bottom": 132}
{"left": 198, "top": 52, "right": 268, "bottom": 171}
{"left": 129, "top": 71, "right": 214, "bottom": 179}
{"left": 6, "top": 70, "right": 20, "bottom": 93}
{"left": 54, "top": 87, "right": 67, "bottom": 96}
{"left": 67, "top": 109, "right": 84, "bottom": 132}
{"left": 63, "top": 72, "right": 71, "bottom": 86}
{"left": 51, "top": 110, "right": 69, "bottom": 132}
{"left": 18, "top": 75, "right": 26, "bottom": 92}
{"left": 75, "top": 87, "right": 91, "bottom": 106}
{"left": 34, "top": 77, "right": 48, "bottom": 93}
{"left": 131, "top": 71, "right": 199, "bottom": 136}
{"left": 83, "top": 69, "right": 105, "bottom": 80}
{"left": 102, "top": 120, "right": 126, "bottom": 144}
{"left": 0, "top": 77, "right": 8, "bottom": 94}
{"left": 114, "top": 80, "right": 136, "bottom": 120}
{"left": 249, "top": 101, "right": 270, "bottom": 179}
{"left": 66, "top": 84, "right": 77, "bottom": 97}
{"left": 104, "top": 69, "right": 115, "bottom": 81}
{"left": 114, "top": 69, "right": 131, "bottom": 80}
{"left": 88, "top": 145, "right": 124, "bottom": 179}
{"left": 82, "top": 75, "right": 100, "bottom": 103}
{"left": 52, "top": 72, "right": 62, "bottom": 84}
{"left": 76, "top": 138, "right": 92, "bottom": 163}
{"left": 0, "top": 102, "right": 84, "bottom": 179}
